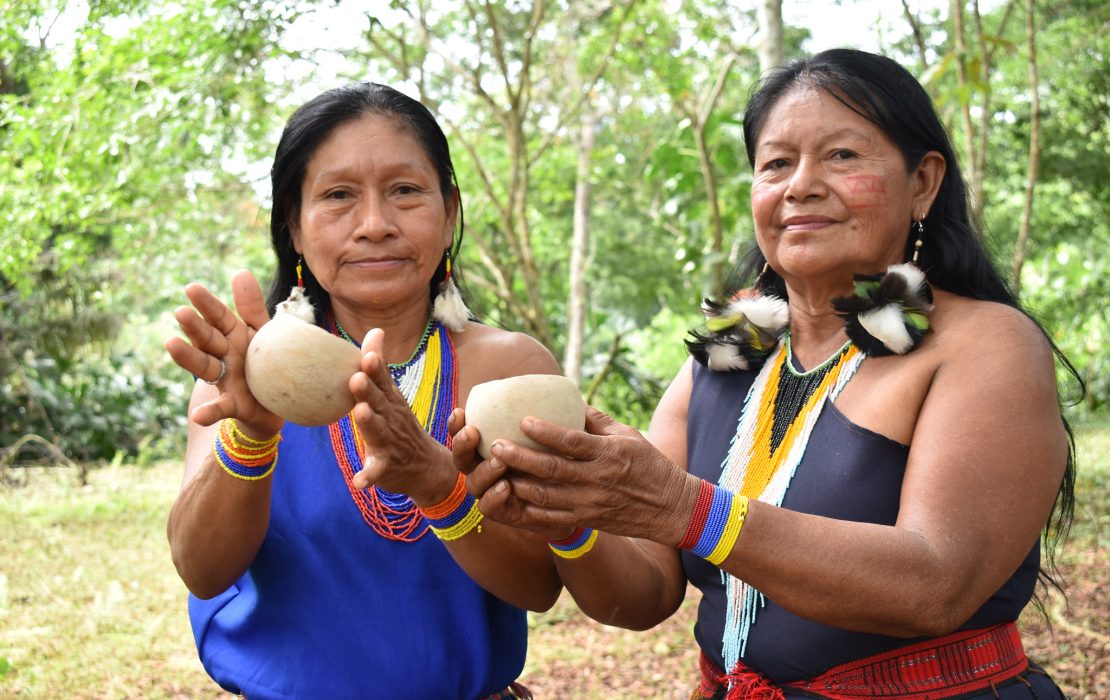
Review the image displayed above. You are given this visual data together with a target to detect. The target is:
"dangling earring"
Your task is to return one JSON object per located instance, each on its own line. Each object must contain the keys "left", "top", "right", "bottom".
{"left": 689, "top": 261, "right": 790, "bottom": 372}
{"left": 276, "top": 255, "right": 316, "bottom": 322}
{"left": 832, "top": 217, "right": 934, "bottom": 356}
{"left": 432, "top": 253, "right": 471, "bottom": 332}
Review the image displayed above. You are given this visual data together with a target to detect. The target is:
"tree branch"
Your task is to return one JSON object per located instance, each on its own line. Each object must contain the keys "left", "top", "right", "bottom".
{"left": 528, "top": 2, "right": 636, "bottom": 168}
{"left": 584, "top": 333, "right": 623, "bottom": 404}
{"left": 476, "top": 0, "right": 516, "bottom": 107}
{"left": 900, "top": 0, "right": 929, "bottom": 72}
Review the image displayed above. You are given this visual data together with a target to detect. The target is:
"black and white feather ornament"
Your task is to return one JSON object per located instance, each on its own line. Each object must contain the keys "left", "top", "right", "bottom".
{"left": 832, "top": 263, "right": 933, "bottom": 356}
{"left": 687, "top": 291, "right": 790, "bottom": 371}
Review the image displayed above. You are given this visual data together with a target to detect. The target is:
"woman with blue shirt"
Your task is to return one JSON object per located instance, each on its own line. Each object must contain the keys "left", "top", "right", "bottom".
{"left": 164, "top": 82, "right": 560, "bottom": 699}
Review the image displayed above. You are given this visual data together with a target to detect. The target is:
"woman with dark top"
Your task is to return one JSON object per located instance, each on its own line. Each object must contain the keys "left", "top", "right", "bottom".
{"left": 164, "top": 82, "right": 560, "bottom": 699}
{"left": 455, "top": 49, "right": 1074, "bottom": 698}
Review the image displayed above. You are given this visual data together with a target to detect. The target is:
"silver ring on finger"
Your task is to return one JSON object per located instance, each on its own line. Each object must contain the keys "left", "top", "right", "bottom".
{"left": 204, "top": 358, "right": 227, "bottom": 385}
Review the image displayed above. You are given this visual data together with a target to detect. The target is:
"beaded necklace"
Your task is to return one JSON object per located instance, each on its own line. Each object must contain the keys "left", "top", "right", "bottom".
{"left": 324, "top": 309, "right": 458, "bottom": 542}
{"left": 717, "top": 334, "right": 864, "bottom": 668}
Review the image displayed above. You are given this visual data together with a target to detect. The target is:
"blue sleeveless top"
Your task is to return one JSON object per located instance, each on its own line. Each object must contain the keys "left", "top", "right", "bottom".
{"left": 189, "top": 422, "right": 526, "bottom": 700}
{"left": 682, "top": 360, "right": 1040, "bottom": 682}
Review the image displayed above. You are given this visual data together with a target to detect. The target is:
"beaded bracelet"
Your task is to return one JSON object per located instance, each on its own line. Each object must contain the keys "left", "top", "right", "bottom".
{"left": 213, "top": 418, "right": 280, "bottom": 481}
{"left": 420, "top": 472, "right": 484, "bottom": 541}
{"left": 678, "top": 479, "right": 748, "bottom": 566}
{"left": 547, "top": 527, "right": 599, "bottom": 559}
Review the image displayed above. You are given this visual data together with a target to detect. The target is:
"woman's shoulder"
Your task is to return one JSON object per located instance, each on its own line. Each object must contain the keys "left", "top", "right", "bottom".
{"left": 928, "top": 291, "right": 1055, "bottom": 370}
{"left": 932, "top": 292, "right": 1045, "bottom": 340}
{"left": 453, "top": 322, "right": 562, "bottom": 378}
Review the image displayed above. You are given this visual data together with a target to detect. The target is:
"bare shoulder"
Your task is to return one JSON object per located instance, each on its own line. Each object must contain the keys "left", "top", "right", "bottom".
{"left": 929, "top": 291, "right": 1055, "bottom": 372}
{"left": 922, "top": 292, "right": 1064, "bottom": 434}
{"left": 452, "top": 322, "right": 562, "bottom": 386}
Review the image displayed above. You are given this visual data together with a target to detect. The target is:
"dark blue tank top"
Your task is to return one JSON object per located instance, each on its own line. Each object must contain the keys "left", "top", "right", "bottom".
{"left": 682, "top": 360, "right": 1040, "bottom": 682}
{"left": 188, "top": 422, "right": 526, "bottom": 699}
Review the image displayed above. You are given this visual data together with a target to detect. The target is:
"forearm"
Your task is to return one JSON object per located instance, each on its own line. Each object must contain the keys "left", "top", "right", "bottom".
{"left": 404, "top": 462, "right": 560, "bottom": 612}
{"left": 719, "top": 500, "right": 968, "bottom": 637}
{"left": 167, "top": 453, "right": 272, "bottom": 599}
{"left": 555, "top": 534, "right": 686, "bottom": 630}
{"left": 438, "top": 523, "right": 562, "bottom": 612}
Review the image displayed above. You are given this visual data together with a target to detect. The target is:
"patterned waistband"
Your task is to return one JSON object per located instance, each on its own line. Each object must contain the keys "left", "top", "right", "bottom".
{"left": 697, "top": 621, "right": 1028, "bottom": 699}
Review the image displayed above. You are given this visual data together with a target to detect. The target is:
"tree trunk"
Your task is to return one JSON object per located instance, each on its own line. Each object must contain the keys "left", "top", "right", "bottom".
{"left": 756, "top": 0, "right": 783, "bottom": 74}
{"left": 564, "top": 109, "right": 597, "bottom": 382}
{"left": 950, "top": 0, "right": 982, "bottom": 228}
{"left": 1011, "top": 0, "right": 1040, "bottom": 296}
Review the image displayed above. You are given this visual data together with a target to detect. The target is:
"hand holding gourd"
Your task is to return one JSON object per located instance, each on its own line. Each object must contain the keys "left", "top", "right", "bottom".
{"left": 165, "top": 269, "right": 284, "bottom": 438}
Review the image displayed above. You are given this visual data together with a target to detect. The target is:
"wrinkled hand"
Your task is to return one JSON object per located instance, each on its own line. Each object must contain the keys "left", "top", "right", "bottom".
{"left": 448, "top": 407, "right": 483, "bottom": 476}
{"left": 350, "top": 329, "right": 454, "bottom": 505}
{"left": 467, "top": 406, "right": 695, "bottom": 543}
{"left": 450, "top": 410, "right": 576, "bottom": 543}
{"left": 164, "top": 269, "right": 283, "bottom": 437}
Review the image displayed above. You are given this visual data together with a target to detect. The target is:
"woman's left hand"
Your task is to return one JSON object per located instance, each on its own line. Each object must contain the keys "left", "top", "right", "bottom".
{"left": 350, "top": 328, "right": 455, "bottom": 505}
{"left": 467, "top": 407, "right": 696, "bottom": 544}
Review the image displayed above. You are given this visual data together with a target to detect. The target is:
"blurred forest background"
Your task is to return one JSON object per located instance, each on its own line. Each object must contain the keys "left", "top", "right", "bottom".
{"left": 0, "top": 0, "right": 1108, "bottom": 696}
{"left": 1, "top": 0, "right": 1107, "bottom": 467}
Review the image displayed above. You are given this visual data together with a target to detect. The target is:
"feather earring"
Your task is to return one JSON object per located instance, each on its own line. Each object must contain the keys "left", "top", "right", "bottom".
{"left": 275, "top": 256, "right": 316, "bottom": 323}
{"left": 432, "top": 253, "right": 470, "bottom": 332}
{"left": 832, "top": 220, "right": 933, "bottom": 356}
{"left": 687, "top": 264, "right": 790, "bottom": 372}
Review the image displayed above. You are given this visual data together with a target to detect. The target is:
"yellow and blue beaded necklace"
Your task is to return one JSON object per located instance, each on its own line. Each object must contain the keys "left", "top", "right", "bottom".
{"left": 718, "top": 333, "right": 863, "bottom": 667}
{"left": 325, "top": 309, "right": 458, "bottom": 542}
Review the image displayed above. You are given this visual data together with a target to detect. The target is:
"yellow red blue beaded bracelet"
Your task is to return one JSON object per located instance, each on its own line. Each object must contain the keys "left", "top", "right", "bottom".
{"left": 678, "top": 479, "right": 747, "bottom": 566}
{"left": 227, "top": 417, "right": 278, "bottom": 449}
{"left": 548, "top": 527, "right": 598, "bottom": 559}
{"left": 420, "top": 472, "right": 484, "bottom": 541}
{"left": 213, "top": 419, "right": 278, "bottom": 481}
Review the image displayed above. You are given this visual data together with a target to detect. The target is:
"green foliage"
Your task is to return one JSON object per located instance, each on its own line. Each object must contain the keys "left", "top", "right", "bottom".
{"left": 975, "top": 1, "right": 1110, "bottom": 412}
{"left": 1023, "top": 242, "right": 1110, "bottom": 412}
{"left": 3, "top": 351, "right": 187, "bottom": 464}
{"left": 1, "top": 0, "right": 1107, "bottom": 475}
{"left": 1, "top": 0, "right": 292, "bottom": 463}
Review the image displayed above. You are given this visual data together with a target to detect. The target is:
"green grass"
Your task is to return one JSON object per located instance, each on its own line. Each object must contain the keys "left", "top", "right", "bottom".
{"left": 1, "top": 419, "right": 1107, "bottom": 698}
{"left": 1069, "top": 415, "right": 1110, "bottom": 550}
{"left": 0, "top": 466, "right": 220, "bottom": 699}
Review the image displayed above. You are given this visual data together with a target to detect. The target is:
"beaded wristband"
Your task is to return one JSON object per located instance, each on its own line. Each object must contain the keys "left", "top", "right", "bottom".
{"left": 213, "top": 418, "right": 279, "bottom": 481}
{"left": 547, "top": 527, "right": 599, "bottom": 559}
{"left": 678, "top": 479, "right": 748, "bottom": 566}
{"left": 420, "top": 472, "right": 484, "bottom": 541}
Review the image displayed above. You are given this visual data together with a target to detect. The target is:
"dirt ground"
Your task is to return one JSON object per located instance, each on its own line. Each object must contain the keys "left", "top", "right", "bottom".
{"left": 522, "top": 553, "right": 1109, "bottom": 699}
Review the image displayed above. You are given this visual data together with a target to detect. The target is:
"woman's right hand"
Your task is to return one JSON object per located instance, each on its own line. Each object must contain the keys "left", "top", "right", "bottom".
{"left": 164, "top": 269, "right": 284, "bottom": 438}
{"left": 459, "top": 407, "right": 697, "bottom": 544}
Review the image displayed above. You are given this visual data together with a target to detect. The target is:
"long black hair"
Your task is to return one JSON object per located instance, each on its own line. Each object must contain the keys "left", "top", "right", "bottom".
{"left": 264, "top": 82, "right": 468, "bottom": 322}
{"left": 703, "top": 48, "right": 1079, "bottom": 596}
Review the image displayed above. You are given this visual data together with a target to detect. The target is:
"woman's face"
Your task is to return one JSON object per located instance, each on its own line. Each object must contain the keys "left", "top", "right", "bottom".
{"left": 290, "top": 113, "right": 456, "bottom": 313}
{"left": 750, "top": 87, "right": 942, "bottom": 285}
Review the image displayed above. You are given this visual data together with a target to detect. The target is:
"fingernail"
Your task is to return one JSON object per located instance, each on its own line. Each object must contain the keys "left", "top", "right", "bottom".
{"left": 491, "top": 441, "right": 502, "bottom": 456}
{"left": 521, "top": 418, "right": 534, "bottom": 431}
{"left": 493, "top": 480, "right": 508, "bottom": 494}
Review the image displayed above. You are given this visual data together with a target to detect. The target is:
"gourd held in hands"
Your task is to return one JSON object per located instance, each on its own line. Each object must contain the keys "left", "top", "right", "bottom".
{"left": 245, "top": 288, "right": 361, "bottom": 426}
{"left": 465, "top": 375, "right": 586, "bottom": 459}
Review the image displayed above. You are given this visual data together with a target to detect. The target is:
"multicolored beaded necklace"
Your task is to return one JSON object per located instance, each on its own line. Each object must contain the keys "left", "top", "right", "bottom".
{"left": 718, "top": 333, "right": 864, "bottom": 669}
{"left": 324, "top": 309, "right": 458, "bottom": 542}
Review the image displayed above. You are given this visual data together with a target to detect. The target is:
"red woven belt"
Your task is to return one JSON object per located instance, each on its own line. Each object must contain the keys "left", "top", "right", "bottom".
{"left": 698, "top": 621, "right": 1028, "bottom": 699}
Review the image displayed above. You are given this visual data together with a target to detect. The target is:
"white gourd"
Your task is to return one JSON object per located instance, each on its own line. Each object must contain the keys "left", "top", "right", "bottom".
{"left": 465, "top": 375, "right": 586, "bottom": 459}
{"left": 245, "top": 288, "right": 362, "bottom": 426}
